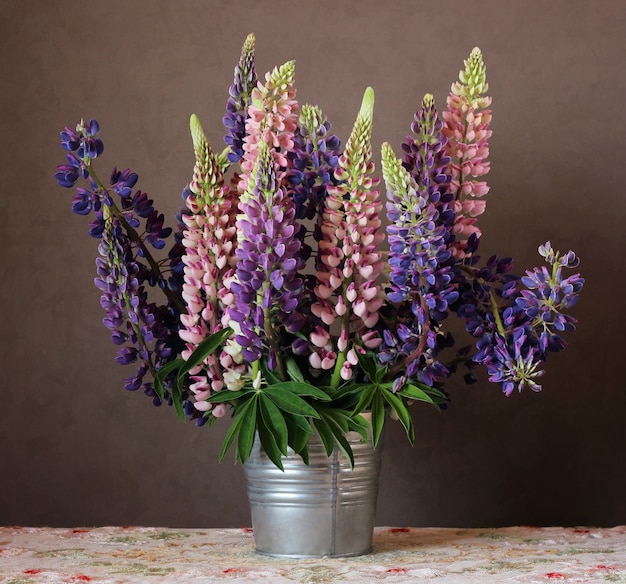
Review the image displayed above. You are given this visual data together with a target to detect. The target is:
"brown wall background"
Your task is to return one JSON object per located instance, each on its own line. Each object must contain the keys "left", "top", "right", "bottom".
{"left": 1, "top": 0, "right": 624, "bottom": 528}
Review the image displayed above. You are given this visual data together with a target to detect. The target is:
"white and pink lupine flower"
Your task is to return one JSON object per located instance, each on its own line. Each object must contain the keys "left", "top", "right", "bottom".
{"left": 238, "top": 61, "right": 298, "bottom": 195}
{"left": 179, "top": 115, "right": 242, "bottom": 408}
{"left": 310, "top": 88, "right": 384, "bottom": 382}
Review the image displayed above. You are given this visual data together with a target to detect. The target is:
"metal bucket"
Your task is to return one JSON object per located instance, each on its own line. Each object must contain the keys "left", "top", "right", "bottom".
{"left": 243, "top": 418, "right": 382, "bottom": 558}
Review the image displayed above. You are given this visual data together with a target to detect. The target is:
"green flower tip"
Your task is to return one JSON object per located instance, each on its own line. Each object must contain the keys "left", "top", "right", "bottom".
{"left": 270, "top": 60, "right": 296, "bottom": 90}
{"left": 458, "top": 47, "right": 488, "bottom": 97}
{"left": 422, "top": 93, "right": 435, "bottom": 109}
{"left": 243, "top": 33, "right": 255, "bottom": 53}
{"left": 300, "top": 104, "right": 324, "bottom": 137}
{"left": 189, "top": 113, "right": 207, "bottom": 154}
{"left": 381, "top": 141, "right": 394, "bottom": 159}
{"left": 359, "top": 86, "right": 375, "bottom": 122}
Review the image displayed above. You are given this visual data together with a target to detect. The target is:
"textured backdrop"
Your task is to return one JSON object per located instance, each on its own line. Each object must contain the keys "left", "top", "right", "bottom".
{"left": 1, "top": 0, "right": 624, "bottom": 528}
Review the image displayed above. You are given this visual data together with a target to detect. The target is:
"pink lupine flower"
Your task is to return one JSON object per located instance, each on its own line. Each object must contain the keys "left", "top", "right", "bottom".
{"left": 442, "top": 47, "right": 492, "bottom": 258}
{"left": 310, "top": 88, "right": 384, "bottom": 383}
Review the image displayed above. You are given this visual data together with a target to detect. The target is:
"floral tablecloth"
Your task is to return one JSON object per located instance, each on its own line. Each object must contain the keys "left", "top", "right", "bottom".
{"left": 1, "top": 526, "right": 626, "bottom": 583}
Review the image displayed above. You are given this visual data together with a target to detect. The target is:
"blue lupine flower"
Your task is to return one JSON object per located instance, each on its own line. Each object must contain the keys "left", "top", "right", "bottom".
{"left": 379, "top": 94, "right": 458, "bottom": 387}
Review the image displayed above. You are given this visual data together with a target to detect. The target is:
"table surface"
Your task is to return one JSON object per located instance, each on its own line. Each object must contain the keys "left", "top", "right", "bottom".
{"left": 1, "top": 525, "right": 625, "bottom": 583}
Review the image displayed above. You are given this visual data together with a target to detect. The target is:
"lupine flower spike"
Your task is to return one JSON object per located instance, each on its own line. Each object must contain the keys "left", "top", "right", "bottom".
{"left": 311, "top": 87, "right": 385, "bottom": 384}
{"left": 238, "top": 60, "right": 298, "bottom": 195}
{"left": 229, "top": 140, "right": 305, "bottom": 380}
{"left": 179, "top": 114, "right": 241, "bottom": 412}
{"left": 223, "top": 33, "right": 257, "bottom": 165}
{"left": 442, "top": 47, "right": 492, "bottom": 258}
{"left": 55, "top": 119, "right": 189, "bottom": 412}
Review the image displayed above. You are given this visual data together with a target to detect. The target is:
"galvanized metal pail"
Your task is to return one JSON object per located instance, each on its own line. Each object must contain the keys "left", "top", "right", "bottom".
{"left": 243, "top": 419, "right": 382, "bottom": 558}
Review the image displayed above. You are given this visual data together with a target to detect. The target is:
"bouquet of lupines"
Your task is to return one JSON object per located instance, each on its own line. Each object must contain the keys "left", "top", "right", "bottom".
{"left": 55, "top": 35, "right": 584, "bottom": 469}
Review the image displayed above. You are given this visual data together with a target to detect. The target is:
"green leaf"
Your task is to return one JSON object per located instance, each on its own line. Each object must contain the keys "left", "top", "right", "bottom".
{"left": 176, "top": 327, "right": 232, "bottom": 385}
{"left": 398, "top": 383, "right": 436, "bottom": 404}
{"left": 283, "top": 411, "right": 313, "bottom": 434}
{"left": 371, "top": 390, "right": 386, "bottom": 448}
{"left": 259, "top": 394, "right": 288, "bottom": 455}
{"left": 318, "top": 407, "right": 350, "bottom": 433}
{"left": 374, "top": 364, "right": 388, "bottom": 384}
{"left": 285, "top": 357, "right": 305, "bottom": 383}
{"left": 153, "top": 358, "right": 185, "bottom": 401}
{"left": 352, "top": 384, "right": 377, "bottom": 415}
{"left": 171, "top": 384, "right": 186, "bottom": 422}
{"left": 355, "top": 350, "right": 378, "bottom": 381}
{"left": 205, "top": 388, "right": 256, "bottom": 403}
{"left": 348, "top": 413, "right": 370, "bottom": 441}
{"left": 406, "top": 381, "right": 447, "bottom": 401}
{"left": 264, "top": 387, "right": 320, "bottom": 418}
{"left": 331, "top": 382, "right": 370, "bottom": 401}
{"left": 260, "top": 358, "right": 281, "bottom": 385}
{"left": 312, "top": 417, "right": 335, "bottom": 457}
{"left": 382, "top": 389, "right": 414, "bottom": 445}
{"left": 257, "top": 416, "right": 284, "bottom": 471}
{"left": 322, "top": 413, "right": 355, "bottom": 468}
{"left": 267, "top": 381, "right": 331, "bottom": 401}
{"left": 236, "top": 395, "right": 259, "bottom": 464}
{"left": 286, "top": 420, "right": 311, "bottom": 454}
{"left": 219, "top": 397, "right": 255, "bottom": 463}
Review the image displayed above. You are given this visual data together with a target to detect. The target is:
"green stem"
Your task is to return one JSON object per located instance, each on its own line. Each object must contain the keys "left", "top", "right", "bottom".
{"left": 330, "top": 282, "right": 351, "bottom": 389}
{"left": 488, "top": 288, "right": 506, "bottom": 336}
{"left": 330, "top": 352, "right": 346, "bottom": 389}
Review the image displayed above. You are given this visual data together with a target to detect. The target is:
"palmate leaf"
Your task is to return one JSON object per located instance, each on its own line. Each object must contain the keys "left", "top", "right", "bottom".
{"left": 285, "top": 414, "right": 311, "bottom": 465}
{"left": 260, "top": 358, "right": 281, "bottom": 385}
{"left": 205, "top": 388, "right": 256, "bottom": 403}
{"left": 257, "top": 416, "right": 284, "bottom": 471}
{"left": 352, "top": 383, "right": 377, "bottom": 415}
{"left": 313, "top": 409, "right": 358, "bottom": 468}
{"left": 355, "top": 350, "right": 378, "bottom": 381}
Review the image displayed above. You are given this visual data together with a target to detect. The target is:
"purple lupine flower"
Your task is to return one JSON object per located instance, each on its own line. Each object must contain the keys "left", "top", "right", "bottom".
{"left": 223, "top": 33, "right": 257, "bottom": 164}
{"left": 483, "top": 330, "right": 545, "bottom": 395}
{"left": 458, "top": 243, "right": 583, "bottom": 394}
{"left": 515, "top": 242, "right": 584, "bottom": 354}
{"left": 96, "top": 217, "right": 176, "bottom": 402}
{"left": 55, "top": 119, "right": 197, "bottom": 416}
{"left": 228, "top": 140, "right": 304, "bottom": 374}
